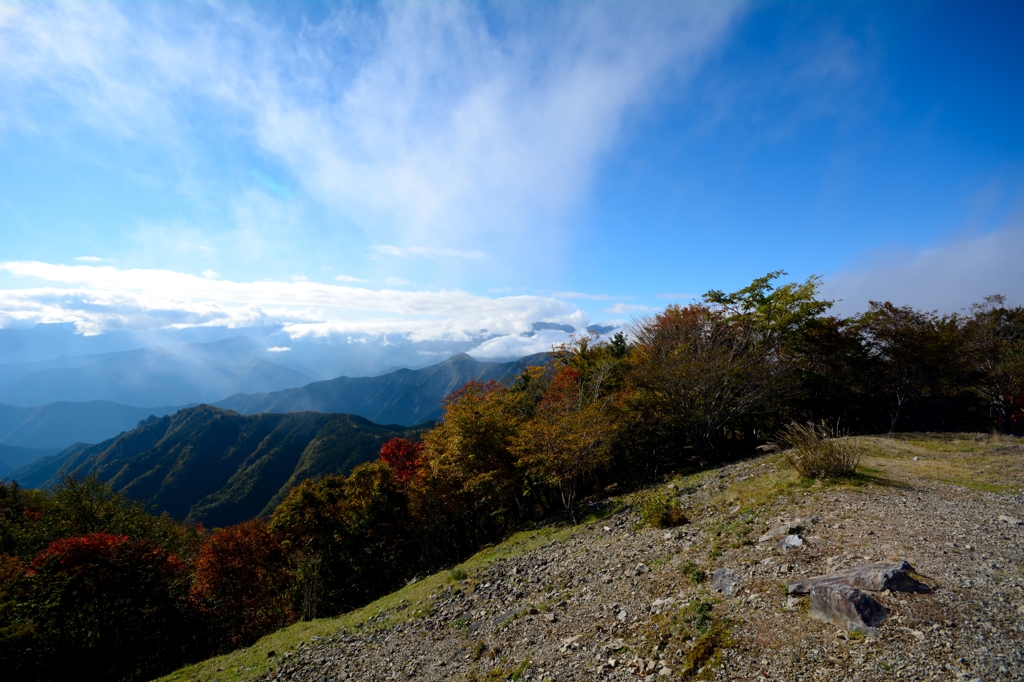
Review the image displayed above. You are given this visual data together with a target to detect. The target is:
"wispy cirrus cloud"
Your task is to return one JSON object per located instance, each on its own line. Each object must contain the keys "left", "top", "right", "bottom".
{"left": 372, "top": 245, "right": 488, "bottom": 260}
{"left": 552, "top": 291, "right": 632, "bottom": 301}
{"left": 0, "top": 1, "right": 744, "bottom": 256}
{"left": 0, "top": 261, "right": 587, "bottom": 341}
{"left": 603, "top": 302, "right": 656, "bottom": 314}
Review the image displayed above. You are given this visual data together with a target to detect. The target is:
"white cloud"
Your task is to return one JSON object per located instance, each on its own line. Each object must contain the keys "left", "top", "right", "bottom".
{"left": 0, "top": 2, "right": 743, "bottom": 251}
{"left": 372, "top": 245, "right": 488, "bottom": 260}
{"left": 468, "top": 328, "right": 572, "bottom": 360}
{"left": 603, "top": 303, "right": 656, "bottom": 314}
{"left": 266, "top": 346, "right": 291, "bottom": 352}
{"left": 74, "top": 256, "right": 104, "bottom": 262}
{"left": 202, "top": 269, "right": 219, "bottom": 279}
{"left": 334, "top": 274, "right": 368, "bottom": 283}
{"left": 384, "top": 276, "right": 410, "bottom": 286}
{"left": 823, "top": 222, "right": 1024, "bottom": 314}
{"left": 0, "top": 260, "right": 587, "bottom": 341}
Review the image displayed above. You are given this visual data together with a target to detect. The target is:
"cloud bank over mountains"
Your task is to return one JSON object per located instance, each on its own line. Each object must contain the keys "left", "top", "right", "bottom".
{"left": 0, "top": 260, "right": 603, "bottom": 360}
{"left": 823, "top": 219, "right": 1024, "bottom": 315}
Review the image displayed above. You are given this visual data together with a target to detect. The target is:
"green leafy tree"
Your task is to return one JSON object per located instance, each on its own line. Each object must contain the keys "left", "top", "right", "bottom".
{"left": 965, "top": 295, "right": 1024, "bottom": 433}
{"left": 25, "top": 475, "right": 199, "bottom": 559}
{"left": 270, "top": 462, "right": 414, "bottom": 617}
{"left": 852, "top": 302, "right": 970, "bottom": 432}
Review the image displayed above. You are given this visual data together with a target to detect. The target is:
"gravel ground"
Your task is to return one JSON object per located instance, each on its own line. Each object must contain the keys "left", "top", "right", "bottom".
{"left": 248, "top": 441, "right": 1024, "bottom": 682}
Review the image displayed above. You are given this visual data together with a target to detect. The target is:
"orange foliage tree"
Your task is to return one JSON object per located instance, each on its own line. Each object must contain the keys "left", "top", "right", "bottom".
{"left": 416, "top": 380, "right": 523, "bottom": 560}
{"left": 512, "top": 337, "right": 616, "bottom": 521}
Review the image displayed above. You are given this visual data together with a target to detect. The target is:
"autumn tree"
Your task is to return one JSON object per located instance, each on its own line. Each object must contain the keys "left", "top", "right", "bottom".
{"left": 23, "top": 532, "right": 191, "bottom": 680}
{"left": 512, "top": 367, "right": 613, "bottom": 522}
{"left": 416, "top": 380, "right": 523, "bottom": 563}
{"left": 190, "top": 519, "right": 294, "bottom": 649}
{"left": 628, "top": 303, "right": 785, "bottom": 463}
{"left": 852, "top": 302, "right": 970, "bottom": 432}
{"left": 379, "top": 437, "right": 425, "bottom": 483}
{"left": 512, "top": 335, "right": 617, "bottom": 521}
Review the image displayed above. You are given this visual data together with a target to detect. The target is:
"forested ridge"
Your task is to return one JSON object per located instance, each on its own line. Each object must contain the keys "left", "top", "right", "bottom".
{"left": 1, "top": 272, "right": 1022, "bottom": 681}
{"left": 13, "top": 407, "right": 427, "bottom": 527}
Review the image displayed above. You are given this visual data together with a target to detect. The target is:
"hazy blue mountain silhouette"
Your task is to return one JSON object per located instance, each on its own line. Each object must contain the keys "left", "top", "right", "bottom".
{"left": 0, "top": 401, "right": 187, "bottom": 450}
{"left": 0, "top": 337, "right": 312, "bottom": 407}
{"left": 215, "top": 352, "right": 551, "bottom": 425}
{"left": 0, "top": 443, "right": 61, "bottom": 478}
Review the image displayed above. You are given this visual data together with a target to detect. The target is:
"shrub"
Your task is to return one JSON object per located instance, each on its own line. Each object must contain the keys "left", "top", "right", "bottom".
{"left": 639, "top": 491, "right": 688, "bottom": 528}
{"left": 680, "top": 560, "right": 707, "bottom": 585}
{"left": 770, "top": 421, "right": 861, "bottom": 479}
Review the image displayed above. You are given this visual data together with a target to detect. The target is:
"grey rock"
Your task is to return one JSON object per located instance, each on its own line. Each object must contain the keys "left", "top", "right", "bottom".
{"left": 998, "top": 514, "right": 1022, "bottom": 526}
{"left": 778, "top": 534, "right": 804, "bottom": 550}
{"left": 759, "top": 522, "right": 802, "bottom": 542}
{"left": 787, "top": 560, "right": 928, "bottom": 595}
{"left": 711, "top": 567, "right": 742, "bottom": 596}
{"left": 809, "top": 583, "right": 889, "bottom": 635}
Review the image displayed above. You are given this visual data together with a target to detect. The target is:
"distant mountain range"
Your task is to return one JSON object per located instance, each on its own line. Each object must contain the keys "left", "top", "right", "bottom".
{"left": 216, "top": 351, "right": 549, "bottom": 425}
{"left": 0, "top": 336, "right": 313, "bottom": 407}
{"left": 11, "top": 405, "right": 427, "bottom": 528}
{"left": 0, "top": 443, "right": 61, "bottom": 479}
{"left": 0, "top": 352, "right": 550, "bottom": 459}
{"left": 0, "top": 401, "right": 187, "bottom": 450}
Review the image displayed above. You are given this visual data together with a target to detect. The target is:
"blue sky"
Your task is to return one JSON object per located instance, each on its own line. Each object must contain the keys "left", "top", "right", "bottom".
{"left": 1, "top": 0, "right": 1022, "bottom": 359}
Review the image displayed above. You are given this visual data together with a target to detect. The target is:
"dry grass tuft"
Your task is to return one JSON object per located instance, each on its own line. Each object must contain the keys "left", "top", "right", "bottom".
{"left": 768, "top": 421, "right": 861, "bottom": 480}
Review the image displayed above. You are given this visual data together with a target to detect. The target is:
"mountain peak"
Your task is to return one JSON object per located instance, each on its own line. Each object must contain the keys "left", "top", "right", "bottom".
{"left": 439, "top": 352, "right": 477, "bottom": 365}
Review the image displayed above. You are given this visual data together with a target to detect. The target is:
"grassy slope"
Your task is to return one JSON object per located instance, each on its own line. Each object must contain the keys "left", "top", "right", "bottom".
{"left": 159, "top": 432, "right": 1023, "bottom": 682}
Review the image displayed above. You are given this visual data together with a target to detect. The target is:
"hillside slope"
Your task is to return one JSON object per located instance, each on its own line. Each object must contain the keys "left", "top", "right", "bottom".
{"left": 28, "top": 405, "right": 426, "bottom": 527}
{"left": 163, "top": 434, "right": 1024, "bottom": 682}
{"left": 216, "top": 352, "right": 550, "bottom": 426}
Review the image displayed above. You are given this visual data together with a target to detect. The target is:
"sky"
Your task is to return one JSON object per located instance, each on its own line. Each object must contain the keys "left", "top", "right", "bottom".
{"left": 1, "top": 0, "right": 1022, "bottom": 362}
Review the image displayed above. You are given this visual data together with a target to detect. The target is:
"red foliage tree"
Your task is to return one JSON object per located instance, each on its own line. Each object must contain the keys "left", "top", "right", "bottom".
{"left": 26, "top": 532, "right": 190, "bottom": 680}
{"left": 190, "top": 519, "right": 294, "bottom": 648}
{"left": 378, "top": 437, "right": 425, "bottom": 483}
